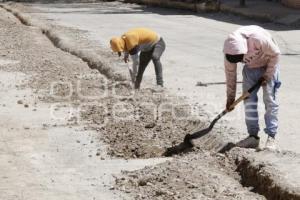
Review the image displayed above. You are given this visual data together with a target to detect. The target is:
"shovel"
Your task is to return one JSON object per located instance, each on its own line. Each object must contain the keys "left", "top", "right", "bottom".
{"left": 163, "top": 79, "right": 262, "bottom": 157}
{"left": 127, "top": 63, "right": 135, "bottom": 84}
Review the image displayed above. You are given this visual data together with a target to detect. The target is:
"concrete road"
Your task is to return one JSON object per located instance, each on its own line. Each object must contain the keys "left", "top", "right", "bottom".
{"left": 0, "top": 8, "right": 169, "bottom": 199}
{"left": 30, "top": 1, "right": 300, "bottom": 153}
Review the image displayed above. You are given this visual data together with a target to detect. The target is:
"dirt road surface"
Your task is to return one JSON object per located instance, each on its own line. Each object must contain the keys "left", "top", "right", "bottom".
{"left": 28, "top": 1, "right": 300, "bottom": 153}
{"left": 0, "top": 6, "right": 169, "bottom": 200}
{"left": 0, "top": 1, "right": 300, "bottom": 200}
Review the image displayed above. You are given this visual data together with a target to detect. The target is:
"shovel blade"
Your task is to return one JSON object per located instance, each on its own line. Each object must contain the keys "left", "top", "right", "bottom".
{"left": 162, "top": 140, "right": 194, "bottom": 157}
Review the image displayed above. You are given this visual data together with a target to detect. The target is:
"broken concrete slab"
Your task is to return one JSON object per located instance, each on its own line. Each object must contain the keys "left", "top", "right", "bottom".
{"left": 229, "top": 148, "right": 300, "bottom": 199}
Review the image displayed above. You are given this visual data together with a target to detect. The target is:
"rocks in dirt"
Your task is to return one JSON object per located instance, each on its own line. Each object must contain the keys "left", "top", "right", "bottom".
{"left": 42, "top": 124, "right": 49, "bottom": 129}
{"left": 145, "top": 122, "right": 156, "bottom": 129}
{"left": 115, "top": 151, "right": 265, "bottom": 200}
{"left": 109, "top": 186, "right": 115, "bottom": 190}
{"left": 86, "top": 88, "right": 203, "bottom": 159}
{"left": 137, "top": 177, "right": 152, "bottom": 186}
{"left": 0, "top": 4, "right": 271, "bottom": 200}
{"left": 17, "top": 99, "right": 23, "bottom": 104}
{"left": 227, "top": 148, "right": 300, "bottom": 200}
{"left": 16, "top": 100, "right": 28, "bottom": 107}
{"left": 155, "top": 188, "right": 174, "bottom": 196}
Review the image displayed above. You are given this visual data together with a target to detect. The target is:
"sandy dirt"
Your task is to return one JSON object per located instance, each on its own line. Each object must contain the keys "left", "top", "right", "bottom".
{"left": 0, "top": 5, "right": 169, "bottom": 200}
{"left": 27, "top": 1, "right": 300, "bottom": 154}
{"left": 115, "top": 150, "right": 266, "bottom": 200}
{"left": 1, "top": 2, "right": 300, "bottom": 200}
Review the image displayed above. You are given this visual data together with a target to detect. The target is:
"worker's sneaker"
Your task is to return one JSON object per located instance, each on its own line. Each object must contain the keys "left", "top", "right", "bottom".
{"left": 152, "top": 85, "right": 164, "bottom": 92}
{"left": 235, "top": 135, "right": 260, "bottom": 149}
{"left": 264, "top": 136, "right": 277, "bottom": 151}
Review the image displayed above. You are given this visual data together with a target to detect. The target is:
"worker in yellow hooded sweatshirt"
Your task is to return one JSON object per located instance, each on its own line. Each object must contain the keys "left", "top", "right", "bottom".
{"left": 110, "top": 28, "right": 166, "bottom": 89}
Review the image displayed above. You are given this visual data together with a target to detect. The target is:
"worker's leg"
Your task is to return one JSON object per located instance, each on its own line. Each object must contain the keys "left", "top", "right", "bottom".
{"left": 135, "top": 51, "right": 152, "bottom": 89}
{"left": 236, "top": 66, "right": 263, "bottom": 148}
{"left": 152, "top": 38, "right": 166, "bottom": 86}
{"left": 263, "top": 67, "right": 280, "bottom": 138}
{"left": 243, "top": 66, "right": 263, "bottom": 136}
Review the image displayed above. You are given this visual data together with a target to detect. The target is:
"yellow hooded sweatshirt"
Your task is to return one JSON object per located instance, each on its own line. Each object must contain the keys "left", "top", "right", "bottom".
{"left": 110, "top": 28, "right": 159, "bottom": 53}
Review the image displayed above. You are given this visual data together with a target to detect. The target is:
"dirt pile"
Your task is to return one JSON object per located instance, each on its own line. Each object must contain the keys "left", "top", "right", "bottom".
{"left": 81, "top": 87, "right": 204, "bottom": 158}
{"left": 0, "top": 3, "right": 126, "bottom": 82}
{"left": 0, "top": 2, "right": 206, "bottom": 160}
{"left": 2, "top": 3, "right": 300, "bottom": 200}
{"left": 2, "top": 2, "right": 235, "bottom": 160}
{"left": 229, "top": 148, "right": 300, "bottom": 200}
{"left": 115, "top": 150, "right": 265, "bottom": 200}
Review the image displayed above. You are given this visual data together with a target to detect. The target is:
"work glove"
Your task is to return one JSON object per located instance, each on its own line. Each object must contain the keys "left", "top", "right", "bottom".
{"left": 226, "top": 98, "right": 235, "bottom": 111}
{"left": 259, "top": 75, "right": 269, "bottom": 86}
{"left": 123, "top": 54, "right": 129, "bottom": 63}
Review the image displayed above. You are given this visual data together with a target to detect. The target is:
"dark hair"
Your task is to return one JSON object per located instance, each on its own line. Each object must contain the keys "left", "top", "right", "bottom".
{"left": 226, "top": 54, "right": 244, "bottom": 63}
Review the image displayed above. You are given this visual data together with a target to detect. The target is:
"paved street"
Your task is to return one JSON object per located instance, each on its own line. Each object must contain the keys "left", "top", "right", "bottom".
{"left": 30, "top": 1, "right": 300, "bottom": 153}
{"left": 1, "top": 1, "right": 300, "bottom": 199}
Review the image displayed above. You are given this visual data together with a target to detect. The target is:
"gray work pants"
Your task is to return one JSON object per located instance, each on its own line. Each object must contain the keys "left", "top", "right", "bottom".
{"left": 135, "top": 38, "right": 166, "bottom": 89}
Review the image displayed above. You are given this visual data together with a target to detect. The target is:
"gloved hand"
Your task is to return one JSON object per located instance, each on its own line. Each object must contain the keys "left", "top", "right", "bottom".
{"left": 259, "top": 75, "right": 269, "bottom": 86}
{"left": 124, "top": 55, "right": 129, "bottom": 63}
{"left": 226, "top": 98, "right": 235, "bottom": 111}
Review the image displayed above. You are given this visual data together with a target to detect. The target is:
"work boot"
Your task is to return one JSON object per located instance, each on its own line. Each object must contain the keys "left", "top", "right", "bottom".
{"left": 235, "top": 135, "right": 260, "bottom": 149}
{"left": 264, "top": 136, "right": 277, "bottom": 151}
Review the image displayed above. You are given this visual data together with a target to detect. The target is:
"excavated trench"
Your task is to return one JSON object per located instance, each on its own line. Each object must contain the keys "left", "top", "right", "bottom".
{"left": 231, "top": 149, "right": 300, "bottom": 200}
{"left": 0, "top": 3, "right": 125, "bottom": 81}
{"left": 1, "top": 3, "right": 298, "bottom": 199}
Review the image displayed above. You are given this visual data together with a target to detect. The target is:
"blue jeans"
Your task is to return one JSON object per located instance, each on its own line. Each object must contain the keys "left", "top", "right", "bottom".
{"left": 243, "top": 66, "right": 281, "bottom": 138}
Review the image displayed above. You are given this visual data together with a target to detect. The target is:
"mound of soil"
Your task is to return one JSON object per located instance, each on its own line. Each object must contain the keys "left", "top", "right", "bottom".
{"left": 115, "top": 151, "right": 265, "bottom": 200}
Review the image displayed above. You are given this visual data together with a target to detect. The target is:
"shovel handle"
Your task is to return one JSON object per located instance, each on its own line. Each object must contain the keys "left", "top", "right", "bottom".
{"left": 228, "top": 80, "right": 262, "bottom": 111}
{"left": 127, "top": 64, "right": 135, "bottom": 84}
{"left": 185, "top": 80, "right": 263, "bottom": 142}
{"left": 248, "top": 79, "right": 263, "bottom": 93}
{"left": 228, "top": 92, "right": 250, "bottom": 110}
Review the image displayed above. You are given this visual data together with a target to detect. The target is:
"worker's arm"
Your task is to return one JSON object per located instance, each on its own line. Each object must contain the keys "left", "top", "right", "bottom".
{"left": 225, "top": 58, "right": 237, "bottom": 109}
{"left": 124, "top": 52, "right": 129, "bottom": 63}
{"left": 128, "top": 46, "right": 139, "bottom": 78}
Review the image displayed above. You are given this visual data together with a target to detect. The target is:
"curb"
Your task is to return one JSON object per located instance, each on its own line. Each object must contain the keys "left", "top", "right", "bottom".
{"left": 124, "top": 0, "right": 220, "bottom": 12}
{"left": 219, "top": 4, "right": 274, "bottom": 23}
{"left": 220, "top": 4, "right": 300, "bottom": 26}
{"left": 125, "top": 0, "right": 299, "bottom": 26}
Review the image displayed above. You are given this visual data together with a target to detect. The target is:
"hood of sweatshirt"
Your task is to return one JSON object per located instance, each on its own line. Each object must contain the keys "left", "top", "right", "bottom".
{"left": 223, "top": 31, "right": 247, "bottom": 55}
{"left": 110, "top": 37, "right": 125, "bottom": 52}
